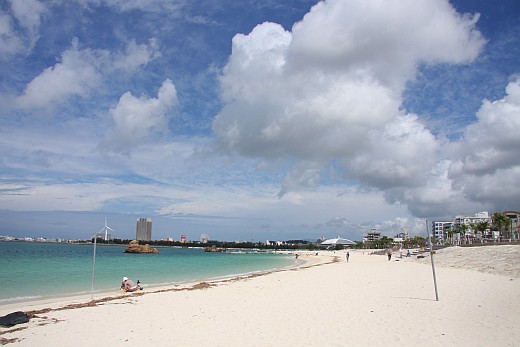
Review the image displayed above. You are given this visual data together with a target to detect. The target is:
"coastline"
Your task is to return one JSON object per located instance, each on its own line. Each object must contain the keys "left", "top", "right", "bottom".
{"left": 1, "top": 247, "right": 519, "bottom": 346}
{"left": 0, "top": 244, "right": 301, "bottom": 307}
{"left": 0, "top": 250, "right": 330, "bottom": 314}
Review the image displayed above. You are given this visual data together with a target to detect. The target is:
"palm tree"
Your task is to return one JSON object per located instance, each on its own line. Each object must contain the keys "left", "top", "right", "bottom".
{"left": 476, "top": 221, "right": 490, "bottom": 242}
{"left": 492, "top": 213, "right": 510, "bottom": 241}
{"left": 443, "top": 225, "right": 455, "bottom": 245}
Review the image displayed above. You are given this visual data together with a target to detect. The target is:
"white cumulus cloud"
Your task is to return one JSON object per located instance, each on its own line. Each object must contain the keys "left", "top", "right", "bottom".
{"left": 14, "top": 38, "right": 159, "bottom": 110}
{"left": 288, "top": 0, "right": 484, "bottom": 88}
{"left": 102, "top": 79, "right": 178, "bottom": 154}
{"left": 213, "top": 0, "right": 485, "bottom": 206}
{"left": 16, "top": 39, "right": 101, "bottom": 109}
{"left": 449, "top": 78, "right": 520, "bottom": 209}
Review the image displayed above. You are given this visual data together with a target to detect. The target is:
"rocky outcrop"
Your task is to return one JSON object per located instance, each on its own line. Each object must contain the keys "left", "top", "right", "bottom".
{"left": 204, "top": 245, "right": 222, "bottom": 252}
{"left": 125, "top": 240, "right": 158, "bottom": 254}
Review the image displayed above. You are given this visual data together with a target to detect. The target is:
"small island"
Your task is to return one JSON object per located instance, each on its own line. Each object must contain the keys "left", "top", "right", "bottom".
{"left": 125, "top": 240, "right": 159, "bottom": 254}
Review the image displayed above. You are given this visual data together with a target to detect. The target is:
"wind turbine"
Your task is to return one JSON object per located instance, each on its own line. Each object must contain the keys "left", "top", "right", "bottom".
{"left": 99, "top": 217, "right": 114, "bottom": 241}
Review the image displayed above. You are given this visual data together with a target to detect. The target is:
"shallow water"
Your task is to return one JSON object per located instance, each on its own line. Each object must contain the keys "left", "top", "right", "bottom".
{"left": 0, "top": 241, "right": 296, "bottom": 304}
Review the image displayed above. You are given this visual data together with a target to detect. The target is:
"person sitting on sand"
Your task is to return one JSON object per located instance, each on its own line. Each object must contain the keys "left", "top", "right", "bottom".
{"left": 121, "top": 277, "right": 143, "bottom": 292}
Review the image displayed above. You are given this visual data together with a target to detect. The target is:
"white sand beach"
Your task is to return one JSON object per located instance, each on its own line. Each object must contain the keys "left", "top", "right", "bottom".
{"left": 1, "top": 245, "right": 519, "bottom": 346}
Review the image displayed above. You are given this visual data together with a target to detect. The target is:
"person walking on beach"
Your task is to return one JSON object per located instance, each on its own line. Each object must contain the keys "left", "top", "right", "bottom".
{"left": 387, "top": 249, "right": 393, "bottom": 261}
{"left": 346, "top": 252, "right": 350, "bottom": 262}
{"left": 121, "top": 277, "right": 142, "bottom": 292}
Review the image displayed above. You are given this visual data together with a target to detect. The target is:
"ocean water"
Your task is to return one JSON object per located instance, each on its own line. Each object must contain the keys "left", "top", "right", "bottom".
{"left": 0, "top": 242, "right": 297, "bottom": 305}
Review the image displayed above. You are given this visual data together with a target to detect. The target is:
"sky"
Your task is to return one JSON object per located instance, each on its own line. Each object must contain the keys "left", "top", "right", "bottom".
{"left": 0, "top": 0, "right": 519, "bottom": 242}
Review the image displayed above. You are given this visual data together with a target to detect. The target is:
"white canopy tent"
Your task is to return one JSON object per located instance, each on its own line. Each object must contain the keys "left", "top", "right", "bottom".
{"left": 320, "top": 237, "right": 355, "bottom": 247}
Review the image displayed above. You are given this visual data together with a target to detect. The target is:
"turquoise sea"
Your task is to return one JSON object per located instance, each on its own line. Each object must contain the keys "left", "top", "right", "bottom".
{"left": 0, "top": 242, "right": 297, "bottom": 305}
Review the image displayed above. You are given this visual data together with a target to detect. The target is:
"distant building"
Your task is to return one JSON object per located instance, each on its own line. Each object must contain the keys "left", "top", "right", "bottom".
{"left": 453, "top": 211, "right": 491, "bottom": 236}
{"left": 391, "top": 228, "right": 409, "bottom": 243}
{"left": 136, "top": 218, "right": 152, "bottom": 241}
{"left": 504, "top": 211, "right": 520, "bottom": 240}
{"left": 285, "top": 240, "right": 309, "bottom": 245}
{"left": 432, "top": 221, "right": 453, "bottom": 243}
{"left": 266, "top": 240, "right": 285, "bottom": 246}
{"left": 504, "top": 211, "right": 519, "bottom": 221}
{"left": 364, "top": 229, "right": 381, "bottom": 242}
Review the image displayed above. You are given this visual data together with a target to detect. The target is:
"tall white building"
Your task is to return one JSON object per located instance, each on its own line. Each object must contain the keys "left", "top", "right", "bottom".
{"left": 431, "top": 221, "right": 452, "bottom": 243}
{"left": 136, "top": 218, "right": 152, "bottom": 241}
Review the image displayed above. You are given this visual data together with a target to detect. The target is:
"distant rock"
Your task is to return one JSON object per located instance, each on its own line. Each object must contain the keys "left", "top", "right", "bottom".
{"left": 125, "top": 240, "right": 158, "bottom": 254}
{"left": 204, "top": 245, "right": 222, "bottom": 252}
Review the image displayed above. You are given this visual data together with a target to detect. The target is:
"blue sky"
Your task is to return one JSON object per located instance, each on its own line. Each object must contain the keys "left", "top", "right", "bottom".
{"left": 1, "top": 0, "right": 519, "bottom": 242}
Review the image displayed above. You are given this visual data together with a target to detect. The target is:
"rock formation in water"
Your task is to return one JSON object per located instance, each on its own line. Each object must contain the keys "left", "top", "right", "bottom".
{"left": 125, "top": 240, "right": 158, "bottom": 254}
{"left": 204, "top": 244, "right": 222, "bottom": 252}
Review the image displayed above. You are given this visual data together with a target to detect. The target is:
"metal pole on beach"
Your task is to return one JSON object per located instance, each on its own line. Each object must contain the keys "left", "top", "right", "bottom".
{"left": 426, "top": 218, "right": 439, "bottom": 301}
{"left": 91, "top": 233, "right": 97, "bottom": 301}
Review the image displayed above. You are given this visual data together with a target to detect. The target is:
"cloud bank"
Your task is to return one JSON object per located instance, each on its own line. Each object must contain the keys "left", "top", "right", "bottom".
{"left": 213, "top": 0, "right": 514, "bottom": 219}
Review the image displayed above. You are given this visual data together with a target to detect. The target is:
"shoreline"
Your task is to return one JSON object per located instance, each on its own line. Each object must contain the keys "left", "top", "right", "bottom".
{"left": 2, "top": 246, "right": 519, "bottom": 346}
{"left": 0, "top": 250, "right": 334, "bottom": 314}
{"left": 0, "top": 247, "right": 305, "bottom": 309}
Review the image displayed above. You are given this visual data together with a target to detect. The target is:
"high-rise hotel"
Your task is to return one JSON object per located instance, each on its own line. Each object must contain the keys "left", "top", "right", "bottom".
{"left": 136, "top": 218, "right": 152, "bottom": 241}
